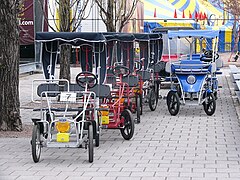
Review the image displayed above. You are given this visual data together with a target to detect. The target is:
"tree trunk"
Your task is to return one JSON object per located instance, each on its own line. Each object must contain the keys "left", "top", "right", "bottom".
{"left": 233, "top": 16, "right": 239, "bottom": 52}
{"left": 60, "top": 45, "right": 71, "bottom": 80}
{"left": 106, "top": 22, "right": 116, "bottom": 32}
{"left": 59, "top": 0, "right": 71, "bottom": 81}
{"left": 0, "top": 1, "right": 22, "bottom": 131}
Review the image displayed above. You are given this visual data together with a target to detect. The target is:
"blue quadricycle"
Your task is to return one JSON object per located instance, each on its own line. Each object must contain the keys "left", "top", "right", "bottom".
{"left": 165, "top": 30, "right": 222, "bottom": 116}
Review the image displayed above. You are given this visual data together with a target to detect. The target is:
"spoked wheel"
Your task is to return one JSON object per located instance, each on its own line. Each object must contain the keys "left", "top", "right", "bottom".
{"left": 166, "top": 91, "right": 180, "bottom": 116}
{"left": 136, "top": 94, "right": 141, "bottom": 123}
{"left": 149, "top": 88, "right": 158, "bottom": 111}
{"left": 203, "top": 93, "right": 216, "bottom": 116}
{"left": 31, "top": 124, "right": 42, "bottom": 163}
{"left": 88, "top": 124, "right": 94, "bottom": 163}
{"left": 120, "top": 109, "right": 134, "bottom": 140}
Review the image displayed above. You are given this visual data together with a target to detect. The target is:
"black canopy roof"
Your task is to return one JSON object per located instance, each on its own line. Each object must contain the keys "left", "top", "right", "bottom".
{"left": 103, "top": 32, "right": 135, "bottom": 42}
{"left": 36, "top": 32, "right": 106, "bottom": 45}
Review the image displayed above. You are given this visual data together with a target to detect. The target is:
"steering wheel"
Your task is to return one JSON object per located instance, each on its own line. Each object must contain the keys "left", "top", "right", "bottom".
{"left": 204, "top": 50, "right": 212, "bottom": 57}
{"left": 76, "top": 71, "right": 98, "bottom": 89}
{"left": 204, "top": 50, "right": 219, "bottom": 59}
{"left": 134, "top": 60, "right": 142, "bottom": 72}
{"left": 200, "top": 56, "right": 212, "bottom": 62}
{"left": 112, "top": 65, "right": 130, "bottom": 77}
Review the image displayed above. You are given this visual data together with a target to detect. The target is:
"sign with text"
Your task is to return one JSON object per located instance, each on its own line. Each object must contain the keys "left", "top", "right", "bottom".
{"left": 18, "top": 0, "right": 34, "bottom": 45}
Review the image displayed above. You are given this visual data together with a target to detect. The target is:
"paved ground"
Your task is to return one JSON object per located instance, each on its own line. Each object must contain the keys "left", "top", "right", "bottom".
{"left": 1, "top": 53, "right": 240, "bottom": 180}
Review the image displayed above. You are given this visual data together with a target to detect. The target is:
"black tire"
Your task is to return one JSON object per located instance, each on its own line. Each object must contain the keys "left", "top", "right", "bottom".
{"left": 166, "top": 91, "right": 180, "bottom": 116}
{"left": 203, "top": 93, "right": 216, "bottom": 116}
{"left": 120, "top": 109, "right": 134, "bottom": 140}
{"left": 149, "top": 88, "right": 158, "bottom": 111}
{"left": 136, "top": 94, "right": 141, "bottom": 123}
{"left": 88, "top": 124, "right": 94, "bottom": 163}
{"left": 31, "top": 124, "right": 41, "bottom": 163}
{"left": 95, "top": 132, "right": 100, "bottom": 147}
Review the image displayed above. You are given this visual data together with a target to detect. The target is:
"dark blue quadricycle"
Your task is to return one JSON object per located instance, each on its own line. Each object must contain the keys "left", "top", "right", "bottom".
{"left": 165, "top": 30, "right": 221, "bottom": 116}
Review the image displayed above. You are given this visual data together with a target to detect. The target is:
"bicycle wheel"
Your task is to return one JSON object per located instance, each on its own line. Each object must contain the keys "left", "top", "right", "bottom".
{"left": 203, "top": 93, "right": 216, "bottom": 116}
{"left": 31, "top": 124, "right": 41, "bottom": 163}
{"left": 166, "top": 91, "right": 180, "bottom": 116}
{"left": 149, "top": 88, "right": 158, "bottom": 111}
{"left": 88, "top": 124, "right": 94, "bottom": 163}
{"left": 120, "top": 109, "right": 134, "bottom": 140}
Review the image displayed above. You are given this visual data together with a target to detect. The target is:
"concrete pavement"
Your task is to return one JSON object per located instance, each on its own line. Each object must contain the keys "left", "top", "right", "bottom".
{"left": 1, "top": 59, "right": 240, "bottom": 179}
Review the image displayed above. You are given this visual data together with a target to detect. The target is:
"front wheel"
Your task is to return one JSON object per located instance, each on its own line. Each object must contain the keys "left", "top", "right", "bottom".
{"left": 120, "top": 109, "right": 134, "bottom": 140}
{"left": 88, "top": 124, "right": 94, "bottom": 163}
{"left": 31, "top": 124, "right": 42, "bottom": 163}
{"left": 149, "top": 88, "right": 158, "bottom": 111}
{"left": 203, "top": 93, "right": 216, "bottom": 116}
{"left": 167, "top": 91, "right": 180, "bottom": 116}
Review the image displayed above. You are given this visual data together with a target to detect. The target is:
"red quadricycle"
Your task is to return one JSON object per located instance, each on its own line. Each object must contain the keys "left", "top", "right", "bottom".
{"left": 99, "top": 33, "right": 139, "bottom": 139}
{"left": 133, "top": 33, "right": 164, "bottom": 113}
{"left": 101, "top": 63, "right": 135, "bottom": 140}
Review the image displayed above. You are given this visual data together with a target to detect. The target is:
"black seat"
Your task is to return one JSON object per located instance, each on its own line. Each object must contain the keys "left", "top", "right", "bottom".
{"left": 69, "top": 84, "right": 84, "bottom": 91}
{"left": 69, "top": 83, "right": 110, "bottom": 98}
{"left": 122, "top": 75, "right": 139, "bottom": 87}
{"left": 91, "top": 84, "right": 111, "bottom": 98}
{"left": 106, "top": 76, "right": 117, "bottom": 85}
{"left": 149, "top": 61, "right": 166, "bottom": 73}
{"left": 137, "top": 70, "right": 151, "bottom": 81}
{"left": 37, "top": 83, "right": 60, "bottom": 97}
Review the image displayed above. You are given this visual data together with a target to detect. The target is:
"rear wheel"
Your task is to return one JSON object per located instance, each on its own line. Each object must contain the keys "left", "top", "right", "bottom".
{"left": 203, "top": 93, "right": 216, "bottom": 116}
{"left": 149, "top": 88, "right": 158, "bottom": 111}
{"left": 120, "top": 109, "right": 134, "bottom": 140}
{"left": 167, "top": 91, "right": 180, "bottom": 116}
{"left": 88, "top": 124, "right": 94, "bottom": 163}
{"left": 31, "top": 124, "right": 41, "bottom": 163}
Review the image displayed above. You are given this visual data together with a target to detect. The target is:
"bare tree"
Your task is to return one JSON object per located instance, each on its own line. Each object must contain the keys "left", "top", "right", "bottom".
{"left": 209, "top": 0, "right": 240, "bottom": 52}
{"left": 95, "top": 0, "right": 139, "bottom": 32}
{"left": 38, "top": 0, "right": 93, "bottom": 80}
{"left": 0, "top": 0, "right": 22, "bottom": 131}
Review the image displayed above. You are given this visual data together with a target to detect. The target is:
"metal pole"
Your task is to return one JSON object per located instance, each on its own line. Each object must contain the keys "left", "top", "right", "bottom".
{"left": 34, "top": 0, "right": 45, "bottom": 69}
